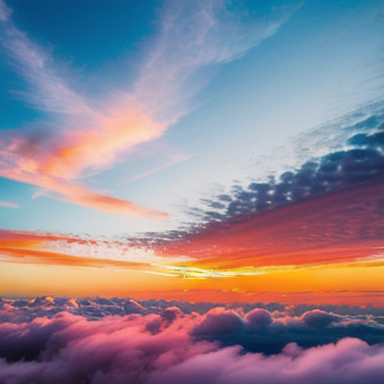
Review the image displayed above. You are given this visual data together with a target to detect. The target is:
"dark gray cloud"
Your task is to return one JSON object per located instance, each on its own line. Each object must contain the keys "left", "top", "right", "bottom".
{"left": 190, "top": 307, "right": 384, "bottom": 355}
{"left": 245, "top": 308, "right": 272, "bottom": 328}
{"left": 197, "top": 123, "right": 384, "bottom": 225}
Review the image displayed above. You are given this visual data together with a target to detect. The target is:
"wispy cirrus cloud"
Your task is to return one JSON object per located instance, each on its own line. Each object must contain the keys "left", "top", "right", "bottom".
{"left": 0, "top": 0, "right": 167, "bottom": 218}
{"left": 0, "top": 0, "right": 297, "bottom": 218}
{"left": 134, "top": 0, "right": 296, "bottom": 121}
{"left": 0, "top": 201, "right": 18, "bottom": 208}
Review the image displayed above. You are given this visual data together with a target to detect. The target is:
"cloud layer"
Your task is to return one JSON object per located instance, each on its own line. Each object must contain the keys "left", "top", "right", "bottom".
{"left": 0, "top": 298, "right": 384, "bottom": 384}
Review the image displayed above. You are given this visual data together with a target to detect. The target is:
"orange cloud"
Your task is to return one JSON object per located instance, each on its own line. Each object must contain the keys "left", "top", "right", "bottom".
{"left": 0, "top": 229, "right": 151, "bottom": 269}
{"left": 0, "top": 102, "right": 169, "bottom": 218}
{"left": 0, "top": 165, "right": 167, "bottom": 219}
{"left": 40, "top": 99, "right": 168, "bottom": 180}
{"left": 0, "top": 246, "right": 149, "bottom": 269}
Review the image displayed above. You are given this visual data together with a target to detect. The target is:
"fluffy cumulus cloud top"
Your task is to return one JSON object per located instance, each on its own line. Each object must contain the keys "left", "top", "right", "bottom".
{"left": 146, "top": 339, "right": 384, "bottom": 384}
{"left": 0, "top": 298, "right": 384, "bottom": 383}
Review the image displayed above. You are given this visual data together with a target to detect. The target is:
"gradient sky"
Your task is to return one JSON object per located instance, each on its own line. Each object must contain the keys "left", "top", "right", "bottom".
{"left": 0, "top": 0, "right": 384, "bottom": 304}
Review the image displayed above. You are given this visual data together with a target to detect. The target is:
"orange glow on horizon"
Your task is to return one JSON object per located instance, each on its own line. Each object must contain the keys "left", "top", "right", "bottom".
{"left": 1, "top": 179, "right": 383, "bottom": 307}
{"left": 1, "top": 259, "right": 383, "bottom": 307}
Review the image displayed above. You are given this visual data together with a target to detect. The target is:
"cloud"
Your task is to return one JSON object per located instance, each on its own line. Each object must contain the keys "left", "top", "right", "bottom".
{"left": 0, "top": 246, "right": 150, "bottom": 270}
{"left": 301, "top": 309, "right": 341, "bottom": 329}
{"left": 121, "top": 151, "right": 194, "bottom": 185}
{"left": 0, "top": 303, "right": 384, "bottom": 384}
{"left": 134, "top": 0, "right": 296, "bottom": 121}
{"left": 245, "top": 308, "right": 272, "bottom": 328}
{"left": 192, "top": 308, "right": 244, "bottom": 335}
{"left": 0, "top": 0, "right": 167, "bottom": 218}
{"left": 190, "top": 308, "right": 384, "bottom": 355}
{"left": 0, "top": 1, "right": 90, "bottom": 115}
{"left": 194, "top": 109, "right": 384, "bottom": 225}
{"left": 147, "top": 339, "right": 384, "bottom": 384}
{"left": 0, "top": 311, "right": 214, "bottom": 384}
{"left": 0, "top": 229, "right": 168, "bottom": 270}
{"left": 2, "top": 297, "right": 383, "bottom": 350}
{"left": 0, "top": 201, "right": 18, "bottom": 208}
{"left": 137, "top": 107, "right": 384, "bottom": 269}
{"left": 148, "top": 180, "right": 384, "bottom": 271}
{"left": 3, "top": 295, "right": 384, "bottom": 324}
{"left": 0, "top": 165, "right": 168, "bottom": 218}
{"left": 0, "top": 0, "right": 295, "bottom": 217}
{"left": 112, "top": 106, "right": 384, "bottom": 273}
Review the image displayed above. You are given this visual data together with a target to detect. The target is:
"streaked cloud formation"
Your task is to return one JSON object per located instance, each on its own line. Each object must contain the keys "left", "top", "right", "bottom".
{"left": 0, "top": 229, "right": 170, "bottom": 269}
{"left": 0, "top": 0, "right": 167, "bottom": 218}
{"left": 0, "top": 0, "right": 292, "bottom": 218}
{"left": 133, "top": 0, "right": 294, "bottom": 121}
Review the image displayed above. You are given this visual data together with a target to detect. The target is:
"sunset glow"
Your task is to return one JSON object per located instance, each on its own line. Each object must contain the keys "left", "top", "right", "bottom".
{"left": 1, "top": 1, "right": 384, "bottom": 383}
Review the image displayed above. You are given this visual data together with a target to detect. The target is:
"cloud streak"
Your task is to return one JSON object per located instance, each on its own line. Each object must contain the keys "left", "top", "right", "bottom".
{"left": 0, "top": 201, "right": 18, "bottom": 208}
{"left": 134, "top": 0, "right": 294, "bottom": 121}
{"left": 0, "top": 229, "right": 185, "bottom": 271}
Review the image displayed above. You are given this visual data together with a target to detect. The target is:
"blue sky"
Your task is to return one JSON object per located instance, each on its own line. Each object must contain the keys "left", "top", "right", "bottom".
{"left": 1, "top": 0, "right": 384, "bottom": 237}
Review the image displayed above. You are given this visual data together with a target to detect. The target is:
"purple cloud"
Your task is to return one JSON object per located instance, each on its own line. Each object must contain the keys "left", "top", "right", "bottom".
{"left": 0, "top": 304, "right": 384, "bottom": 384}
{"left": 146, "top": 338, "right": 384, "bottom": 384}
{"left": 245, "top": 308, "right": 272, "bottom": 328}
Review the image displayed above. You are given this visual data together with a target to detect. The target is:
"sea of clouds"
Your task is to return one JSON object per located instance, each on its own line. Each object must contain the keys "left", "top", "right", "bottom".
{"left": 1, "top": 297, "right": 384, "bottom": 384}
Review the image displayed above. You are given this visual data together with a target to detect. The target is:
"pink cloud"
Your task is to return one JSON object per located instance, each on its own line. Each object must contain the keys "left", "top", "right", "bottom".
{"left": 0, "top": 229, "right": 161, "bottom": 268}
{"left": 0, "top": 3, "right": 169, "bottom": 218}
{"left": 0, "top": 309, "right": 383, "bottom": 384}
{"left": 0, "top": 165, "right": 167, "bottom": 218}
{"left": 148, "top": 338, "right": 384, "bottom": 384}
{"left": 0, "top": 311, "right": 214, "bottom": 383}
{"left": 245, "top": 308, "right": 272, "bottom": 328}
{"left": 0, "top": 0, "right": 295, "bottom": 218}
{"left": 0, "top": 201, "right": 19, "bottom": 208}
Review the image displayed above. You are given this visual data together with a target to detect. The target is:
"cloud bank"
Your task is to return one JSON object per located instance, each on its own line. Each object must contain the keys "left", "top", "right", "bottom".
{"left": 0, "top": 299, "right": 384, "bottom": 384}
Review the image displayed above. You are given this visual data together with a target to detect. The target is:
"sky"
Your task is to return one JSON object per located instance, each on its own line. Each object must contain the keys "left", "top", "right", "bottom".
{"left": 1, "top": 1, "right": 384, "bottom": 383}
{"left": 0, "top": 0, "right": 384, "bottom": 303}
